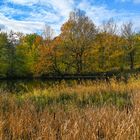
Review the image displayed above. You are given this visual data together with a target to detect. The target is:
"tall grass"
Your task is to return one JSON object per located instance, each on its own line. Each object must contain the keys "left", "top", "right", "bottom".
{"left": 0, "top": 77, "right": 140, "bottom": 139}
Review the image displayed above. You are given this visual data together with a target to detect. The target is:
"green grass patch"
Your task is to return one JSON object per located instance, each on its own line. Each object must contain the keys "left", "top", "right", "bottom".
{"left": 18, "top": 91, "right": 133, "bottom": 112}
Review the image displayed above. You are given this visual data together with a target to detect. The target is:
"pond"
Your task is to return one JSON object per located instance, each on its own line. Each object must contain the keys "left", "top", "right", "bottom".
{"left": 0, "top": 79, "right": 56, "bottom": 93}
{"left": 0, "top": 79, "right": 81, "bottom": 93}
{"left": 0, "top": 76, "right": 129, "bottom": 94}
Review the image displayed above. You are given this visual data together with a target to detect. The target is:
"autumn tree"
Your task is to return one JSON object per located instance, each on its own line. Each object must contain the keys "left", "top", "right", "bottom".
{"left": 60, "top": 9, "right": 97, "bottom": 74}
{"left": 94, "top": 19, "right": 125, "bottom": 71}
{"left": 121, "top": 22, "right": 137, "bottom": 70}
{"left": 15, "top": 34, "right": 43, "bottom": 77}
{"left": 0, "top": 32, "right": 10, "bottom": 77}
{"left": 34, "top": 26, "right": 63, "bottom": 76}
{"left": 134, "top": 33, "right": 140, "bottom": 68}
{"left": 6, "top": 31, "right": 23, "bottom": 77}
{"left": 1, "top": 11, "right": 140, "bottom": 78}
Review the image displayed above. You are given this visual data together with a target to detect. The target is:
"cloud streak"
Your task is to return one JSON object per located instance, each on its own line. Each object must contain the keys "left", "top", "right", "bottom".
{"left": 78, "top": 1, "right": 140, "bottom": 27}
{"left": 0, "top": 0, "right": 139, "bottom": 35}
{"left": 0, "top": 13, "right": 44, "bottom": 33}
{"left": 118, "top": 0, "right": 140, "bottom": 3}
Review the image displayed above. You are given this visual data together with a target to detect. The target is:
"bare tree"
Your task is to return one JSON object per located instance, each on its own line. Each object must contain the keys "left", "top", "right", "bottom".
{"left": 102, "top": 18, "right": 117, "bottom": 34}
{"left": 42, "top": 24, "right": 54, "bottom": 40}
{"left": 121, "top": 22, "right": 136, "bottom": 70}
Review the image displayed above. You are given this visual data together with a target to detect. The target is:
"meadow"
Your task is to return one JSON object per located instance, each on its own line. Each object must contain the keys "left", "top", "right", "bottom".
{"left": 0, "top": 77, "right": 139, "bottom": 139}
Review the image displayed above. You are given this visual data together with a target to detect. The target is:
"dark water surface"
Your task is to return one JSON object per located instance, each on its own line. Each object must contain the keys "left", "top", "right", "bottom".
{"left": 0, "top": 79, "right": 57, "bottom": 93}
{"left": 0, "top": 79, "right": 80, "bottom": 93}
{"left": 0, "top": 75, "right": 130, "bottom": 93}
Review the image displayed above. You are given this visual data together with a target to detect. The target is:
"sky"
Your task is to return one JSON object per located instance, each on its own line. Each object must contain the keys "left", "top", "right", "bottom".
{"left": 0, "top": 0, "right": 140, "bottom": 35}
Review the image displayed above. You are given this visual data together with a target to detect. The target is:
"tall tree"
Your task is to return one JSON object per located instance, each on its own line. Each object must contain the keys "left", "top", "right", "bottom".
{"left": 60, "top": 9, "right": 97, "bottom": 74}
{"left": 94, "top": 19, "right": 125, "bottom": 71}
{"left": 0, "top": 32, "right": 10, "bottom": 77}
{"left": 15, "top": 34, "right": 43, "bottom": 77}
{"left": 121, "top": 22, "right": 136, "bottom": 70}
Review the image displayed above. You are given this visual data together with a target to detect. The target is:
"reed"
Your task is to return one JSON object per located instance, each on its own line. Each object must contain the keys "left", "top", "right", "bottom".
{"left": 0, "top": 77, "right": 140, "bottom": 139}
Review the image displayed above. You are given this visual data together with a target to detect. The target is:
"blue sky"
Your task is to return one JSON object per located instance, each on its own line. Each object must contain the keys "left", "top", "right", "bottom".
{"left": 0, "top": 0, "right": 140, "bottom": 35}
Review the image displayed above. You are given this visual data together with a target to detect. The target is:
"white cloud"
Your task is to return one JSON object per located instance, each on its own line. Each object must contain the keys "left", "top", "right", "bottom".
{"left": 0, "top": 0, "right": 140, "bottom": 34}
{"left": 134, "top": 0, "right": 140, "bottom": 3}
{"left": 5, "top": 0, "right": 38, "bottom": 6}
{"left": 1, "top": 0, "right": 74, "bottom": 34}
{"left": 5, "top": 0, "right": 74, "bottom": 16}
{"left": 118, "top": 0, "right": 140, "bottom": 3}
{"left": 78, "top": 1, "right": 116, "bottom": 24}
{"left": 78, "top": 0, "right": 140, "bottom": 32}
{"left": 0, "top": 13, "right": 45, "bottom": 33}
{"left": 0, "top": 6, "right": 23, "bottom": 15}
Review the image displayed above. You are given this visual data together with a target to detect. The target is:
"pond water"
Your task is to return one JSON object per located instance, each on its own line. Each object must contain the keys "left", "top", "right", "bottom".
{"left": 0, "top": 79, "right": 80, "bottom": 93}
{"left": 0, "top": 77, "right": 127, "bottom": 94}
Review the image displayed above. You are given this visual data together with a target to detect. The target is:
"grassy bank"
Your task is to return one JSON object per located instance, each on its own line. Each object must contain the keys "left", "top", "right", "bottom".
{"left": 0, "top": 77, "right": 140, "bottom": 139}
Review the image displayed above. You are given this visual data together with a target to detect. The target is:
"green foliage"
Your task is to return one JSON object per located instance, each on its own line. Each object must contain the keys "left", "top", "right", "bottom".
{"left": 77, "top": 91, "right": 132, "bottom": 109}
{"left": 0, "top": 33, "right": 10, "bottom": 77}
{"left": 0, "top": 10, "right": 140, "bottom": 77}
{"left": 17, "top": 91, "right": 132, "bottom": 111}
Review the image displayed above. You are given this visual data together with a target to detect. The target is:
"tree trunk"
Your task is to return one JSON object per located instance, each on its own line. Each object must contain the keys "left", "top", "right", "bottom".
{"left": 130, "top": 51, "right": 134, "bottom": 70}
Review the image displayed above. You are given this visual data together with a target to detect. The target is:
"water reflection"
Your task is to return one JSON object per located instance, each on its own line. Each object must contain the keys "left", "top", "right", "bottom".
{"left": 0, "top": 79, "right": 63, "bottom": 93}
{"left": 0, "top": 79, "right": 83, "bottom": 93}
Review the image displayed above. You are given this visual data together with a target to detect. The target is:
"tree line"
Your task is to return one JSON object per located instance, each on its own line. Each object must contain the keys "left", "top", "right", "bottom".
{"left": 0, "top": 9, "right": 140, "bottom": 78}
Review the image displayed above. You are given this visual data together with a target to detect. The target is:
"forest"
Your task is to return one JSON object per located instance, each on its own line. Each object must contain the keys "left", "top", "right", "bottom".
{"left": 0, "top": 9, "right": 140, "bottom": 78}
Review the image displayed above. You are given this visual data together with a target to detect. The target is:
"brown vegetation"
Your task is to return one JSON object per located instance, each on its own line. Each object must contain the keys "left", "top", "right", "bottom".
{"left": 0, "top": 77, "right": 140, "bottom": 139}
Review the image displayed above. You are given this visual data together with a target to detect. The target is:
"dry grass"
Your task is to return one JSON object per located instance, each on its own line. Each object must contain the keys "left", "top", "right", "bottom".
{"left": 0, "top": 77, "right": 140, "bottom": 139}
